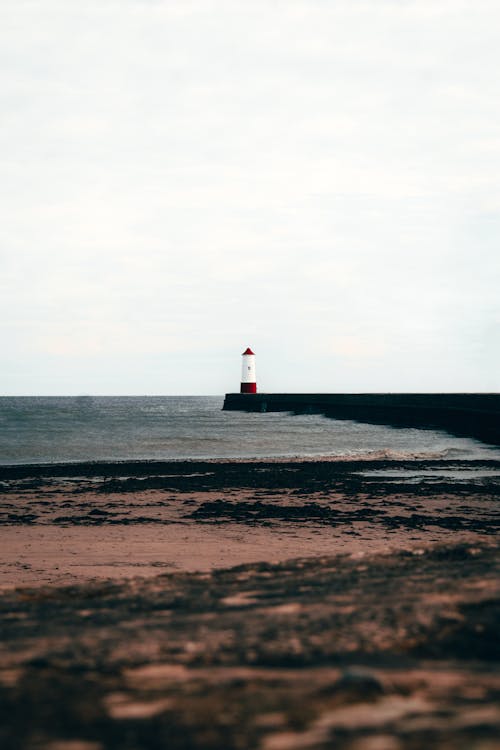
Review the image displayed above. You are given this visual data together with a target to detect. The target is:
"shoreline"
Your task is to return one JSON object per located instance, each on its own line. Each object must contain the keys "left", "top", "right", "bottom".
{"left": 1, "top": 456, "right": 499, "bottom": 747}
{"left": 2, "top": 451, "right": 500, "bottom": 472}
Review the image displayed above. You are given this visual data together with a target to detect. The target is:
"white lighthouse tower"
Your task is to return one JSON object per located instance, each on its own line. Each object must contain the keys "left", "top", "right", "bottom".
{"left": 240, "top": 347, "right": 257, "bottom": 393}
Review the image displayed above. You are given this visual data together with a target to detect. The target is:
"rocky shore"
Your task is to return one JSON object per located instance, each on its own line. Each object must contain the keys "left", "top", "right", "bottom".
{"left": 0, "top": 458, "right": 499, "bottom": 748}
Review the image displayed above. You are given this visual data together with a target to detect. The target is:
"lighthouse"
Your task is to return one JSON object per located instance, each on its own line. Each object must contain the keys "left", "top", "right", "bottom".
{"left": 240, "top": 347, "right": 257, "bottom": 393}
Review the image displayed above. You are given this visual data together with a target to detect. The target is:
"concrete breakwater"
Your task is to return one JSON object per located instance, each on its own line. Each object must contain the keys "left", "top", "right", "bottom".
{"left": 223, "top": 393, "right": 500, "bottom": 446}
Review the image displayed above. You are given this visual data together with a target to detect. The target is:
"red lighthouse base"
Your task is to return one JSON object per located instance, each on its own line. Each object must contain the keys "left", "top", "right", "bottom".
{"left": 240, "top": 382, "right": 257, "bottom": 394}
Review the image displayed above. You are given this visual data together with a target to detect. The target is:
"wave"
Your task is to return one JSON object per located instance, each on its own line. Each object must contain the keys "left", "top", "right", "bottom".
{"left": 284, "top": 447, "right": 496, "bottom": 462}
{"left": 347, "top": 449, "right": 451, "bottom": 461}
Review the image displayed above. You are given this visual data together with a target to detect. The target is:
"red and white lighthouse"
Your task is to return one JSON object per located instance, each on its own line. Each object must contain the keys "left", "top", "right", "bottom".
{"left": 240, "top": 347, "right": 257, "bottom": 394}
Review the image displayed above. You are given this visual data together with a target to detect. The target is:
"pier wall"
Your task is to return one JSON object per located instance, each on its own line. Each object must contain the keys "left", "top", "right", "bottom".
{"left": 223, "top": 393, "right": 500, "bottom": 446}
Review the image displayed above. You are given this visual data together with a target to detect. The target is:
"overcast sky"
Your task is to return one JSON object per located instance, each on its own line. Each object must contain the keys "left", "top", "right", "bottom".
{"left": 1, "top": 0, "right": 499, "bottom": 395}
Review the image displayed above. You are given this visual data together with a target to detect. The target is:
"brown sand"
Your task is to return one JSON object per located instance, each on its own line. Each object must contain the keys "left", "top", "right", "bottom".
{"left": 1, "top": 457, "right": 498, "bottom": 589}
{"left": 0, "top": 484, "right": 496, "bottom": 590}
{"left": 0, "top": 458, "right": 499, "bottom": 749}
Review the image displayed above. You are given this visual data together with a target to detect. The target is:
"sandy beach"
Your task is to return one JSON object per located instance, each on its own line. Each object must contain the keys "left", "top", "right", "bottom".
{"left": 1, "top": 457, "right": 499, "bottom": 587}
{"left": 1, "top": 457, "right": 499, "bottom": 748}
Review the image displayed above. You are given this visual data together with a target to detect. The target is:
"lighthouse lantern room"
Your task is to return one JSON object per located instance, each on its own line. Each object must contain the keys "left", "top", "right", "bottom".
{"left": 240, "top": 347, "right": 257, "bottom": 394}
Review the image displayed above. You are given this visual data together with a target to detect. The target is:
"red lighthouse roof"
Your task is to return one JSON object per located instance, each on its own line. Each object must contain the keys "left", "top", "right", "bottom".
{"left": 242, "top": 347, "right": 255, "bottom": 355}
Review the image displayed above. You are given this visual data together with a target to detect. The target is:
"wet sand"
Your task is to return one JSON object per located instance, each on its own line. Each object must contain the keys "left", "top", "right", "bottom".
{"left": 0, "top": 458, "right": 499, "bottom": 748}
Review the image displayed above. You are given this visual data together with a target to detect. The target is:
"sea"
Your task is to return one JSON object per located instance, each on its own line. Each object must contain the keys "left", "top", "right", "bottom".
{"left": 1, "top": 396, "right": 499, "bottom": 466}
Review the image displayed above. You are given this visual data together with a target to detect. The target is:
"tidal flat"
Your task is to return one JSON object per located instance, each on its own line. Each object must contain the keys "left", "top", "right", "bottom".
{"left": 0, "top": 458, "right": 499, "bottom": 749}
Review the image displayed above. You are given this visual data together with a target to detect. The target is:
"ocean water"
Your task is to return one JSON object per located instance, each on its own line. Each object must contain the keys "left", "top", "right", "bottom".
{"left": 1, "top": 396, "right": 499, "bottom": 466}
